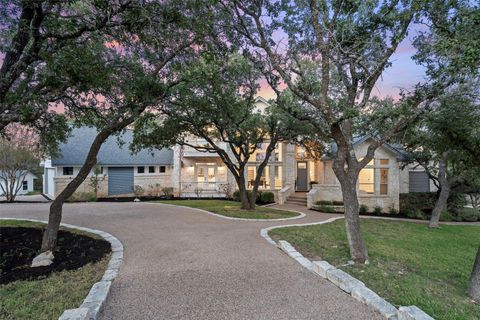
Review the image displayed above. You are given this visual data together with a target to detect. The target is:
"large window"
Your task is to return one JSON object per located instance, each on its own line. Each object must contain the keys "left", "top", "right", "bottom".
{"left": 359, "top": 168, "right": 374, "bottom": 194}
{"left": 358, "top": 158, "right": 389, "bottom": 195}
{"left": 22, "top": 180, "right": 28, "bottom": 190}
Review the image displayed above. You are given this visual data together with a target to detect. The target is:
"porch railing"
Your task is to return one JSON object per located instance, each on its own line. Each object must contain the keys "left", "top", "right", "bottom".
{"left": 180, "top": 181, "right": 230, "bottom": 197}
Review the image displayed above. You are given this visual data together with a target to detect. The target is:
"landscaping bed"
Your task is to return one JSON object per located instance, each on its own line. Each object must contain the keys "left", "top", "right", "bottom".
{"left": 269, "top": 219, "right": 480, "bottom": 320}
{"left": 156, "top": 199, "right": 300, "bottom": 219}
{"left": 0, "top": 220, "right": 111, "bottom": 320}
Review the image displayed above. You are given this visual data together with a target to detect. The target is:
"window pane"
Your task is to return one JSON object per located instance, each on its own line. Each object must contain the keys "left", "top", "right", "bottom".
{"left": 137, "top": 166, "right": 145, "bottom": 174}
{"left": 63, "top": 167, "right": 73, "bottom": 175}
{"left": 274, "top": 166, "right": 283, "bottom": 188}
{"left": 247, "top": 166, "right": 256, "bottom": 188}
{"left": 359, "top": 168, "right": 374, "bottom": 194}
{"left": 22, "top": 181, "right": 28, "bottom": 190}
{"left": 380, "top": 159, "right": 389, "bottom": 165}
{"left": 159, "top": 166, "right": 166, "bottom": 173}
{"left": 149, "top": 166, "right": 155, "bottom": 173}
{"left": 197, "top": 167, "right": 205, "bottom": 183}
{"left": 380, "top": 168, "right": 388, "bottom": 194}
{"left": 207, "top": 167, "right": 215, "bottom": 182}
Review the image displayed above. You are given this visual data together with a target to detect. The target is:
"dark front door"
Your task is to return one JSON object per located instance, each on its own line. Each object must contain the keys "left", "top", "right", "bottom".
{"left": 108, "top": 167, "right": 134, "bottom": 196}
{"left": 296, "top": 161, "right": 308, "bottom": 191}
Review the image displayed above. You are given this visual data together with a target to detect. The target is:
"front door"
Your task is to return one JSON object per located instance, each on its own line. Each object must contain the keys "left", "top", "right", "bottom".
{"left": 296, "top": 161, "right": 308, "bottom": 191}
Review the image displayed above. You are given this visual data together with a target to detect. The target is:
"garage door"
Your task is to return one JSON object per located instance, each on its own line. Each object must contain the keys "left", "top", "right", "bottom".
{"left": 108, "top": 167, "right": 134, "bottom": 196}
{"left": 409, "top": 171, "right": 430, "bottom": 193}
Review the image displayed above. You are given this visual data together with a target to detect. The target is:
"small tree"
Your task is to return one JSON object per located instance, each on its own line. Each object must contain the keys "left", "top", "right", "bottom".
{"left": 402, "top": 86, "right": 480, "bottom": 228}
{"left": 134, "top": 53, "right": 308, "bottom": 209}
{"left": 0, "top": 126, "right": 39, "bottom": 201}
{"left": 89, "top": 165, "right": 106, "bottom": 197}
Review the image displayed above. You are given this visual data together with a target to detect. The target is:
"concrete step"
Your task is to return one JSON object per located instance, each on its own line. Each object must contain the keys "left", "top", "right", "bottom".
{"left": 286, "top": 199, "right": 308, "bottom": 205}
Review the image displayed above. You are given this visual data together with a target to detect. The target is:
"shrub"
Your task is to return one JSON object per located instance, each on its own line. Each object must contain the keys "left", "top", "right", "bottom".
{"left": 67, "top": 192, "right": 97, "bottom": 202}
{"left": 133, "top": 185, "right": 144, "bottom": 197}
{"left": 309, "top": 180, "right": 319, "bottom": 186}
{"left": 318, "top": 205, "right": 336, "bottom": 213}
{"left": 260, "top": 191, "right": 275, "bottom": 204}
{"left": 440, "top": 211, "right": 455, "bottom": 221}
{"left": 359, "top": 204, "right": 369, "bottom": 215}
{"left": 332, "top": 201, "right": 344, "bottom": 206}
{"left": 404, "top": 208, "right": 427, "bottom": 220}
{"left": 233, "top": 190, "right": 241, "bottom": 202}
{"left": 388, "top": 205, "right": 398, "bottom": 215}
{"left": 373, "top": 206, "right": 383, "bottom": 215}
{"left": 162, "top": 187, "right": 174, "bottom": 199}
{"left": 317, "top": 200, "right": 333, "bottom": 205}
{"left": 458, "top": 207, "right": 480, "bottom": 222}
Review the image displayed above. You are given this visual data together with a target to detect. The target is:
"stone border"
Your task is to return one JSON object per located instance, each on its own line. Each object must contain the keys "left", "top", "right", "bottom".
{"left": 148, "top": 202, "right": 306, "bottom": 221}
{"left": 0, "top": 218, "right": 123, "bottom": 320}
{"left": 260, "top": 217, "right": 434, "bottom": 320}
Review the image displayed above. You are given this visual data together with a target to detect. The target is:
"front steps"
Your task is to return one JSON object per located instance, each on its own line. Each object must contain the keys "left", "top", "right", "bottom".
{"left": 286, "top": 193, "right": 308, "bottom": 206}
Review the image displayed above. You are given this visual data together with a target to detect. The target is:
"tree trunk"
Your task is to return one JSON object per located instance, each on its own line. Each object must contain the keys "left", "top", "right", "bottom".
{"left": 40, "top": 126, "right": 120, "bottom": 252}
{"left": 236, "top": 175, "right": 252, "bottom": 210}
{"left": 338, "top": 173, "right": 369, "bottom": 263}
{"left": 468, "top": 245, "right": 480, "bottom": 301}
{"left": 429, "top": 159, "right": 449, "bottom": 228}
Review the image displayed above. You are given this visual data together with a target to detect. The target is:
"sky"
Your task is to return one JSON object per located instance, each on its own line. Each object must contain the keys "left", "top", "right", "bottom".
{"left": 257, "top": 35, "right": 426, "bottom": 100}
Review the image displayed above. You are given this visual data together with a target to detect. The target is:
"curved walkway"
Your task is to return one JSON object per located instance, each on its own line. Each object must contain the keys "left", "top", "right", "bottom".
{"left": 0, "top": 202, "right": 380, "bottom": 320}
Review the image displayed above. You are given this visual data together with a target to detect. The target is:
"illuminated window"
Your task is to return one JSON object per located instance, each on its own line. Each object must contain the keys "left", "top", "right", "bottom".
{"left": 379, "top": 159, "right": 389, "bottom": 166}
{"left": 359, "top": 168, "right": 374, "bottom": 194}
{"left": 274, "top": 166, "right": 283, "bottom": 188}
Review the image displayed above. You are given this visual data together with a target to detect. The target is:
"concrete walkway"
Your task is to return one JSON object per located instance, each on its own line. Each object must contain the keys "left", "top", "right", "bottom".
{"left": 0, "top": 202, "right": 382, "bottom": 320}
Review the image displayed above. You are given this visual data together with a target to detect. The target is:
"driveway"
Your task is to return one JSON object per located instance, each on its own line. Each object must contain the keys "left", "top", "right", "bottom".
{"left": 0, "top": 202, "right": 382, "bottom": 320}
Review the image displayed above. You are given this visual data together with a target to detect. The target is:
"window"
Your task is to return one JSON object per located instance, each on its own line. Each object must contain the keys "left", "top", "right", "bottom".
{"left": 148, "top": 166, "right": 155, "bottom": 173}
{"left": 137, "top": 166, "right": 145, "bottom": 174}
{"left": 159, "top": 166, "right": 166, "bottom": 173}
{"left": 359, "top": 168, "right": 374, "bottom": 194}
{"left": 22, "top": 180, "right": 28, "bottom": 190}
{"left": 379, "top": 159, "right": 389, "bottom": 166}
{"left": 274, "top": 166, "right": 283, "bottom": 188}
{"left": 380, "top": 168, "right": 388, "bottom": 195}
{"left": 63, "top": 167, "right": 73, "bottom": 176}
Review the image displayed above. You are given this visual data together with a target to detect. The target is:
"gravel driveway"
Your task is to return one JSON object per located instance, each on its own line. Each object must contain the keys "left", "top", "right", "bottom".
{"left": 0, "top": 202, "right": 382, "bottom": 320}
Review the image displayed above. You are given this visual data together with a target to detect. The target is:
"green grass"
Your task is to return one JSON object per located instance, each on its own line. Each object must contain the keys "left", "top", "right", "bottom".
{"left": 156, "top": 199, "right": 300, "bottom": 219}
{"left": 0, "top": 220, "right": 110, "bottom": 320}
{"left": 269, "top": 219, "right": 480, "bottom": 320}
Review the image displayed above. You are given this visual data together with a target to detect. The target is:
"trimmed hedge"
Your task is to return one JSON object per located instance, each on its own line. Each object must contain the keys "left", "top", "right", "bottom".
{"left": 232, "top": 190, "right": 275, "bottom": 205}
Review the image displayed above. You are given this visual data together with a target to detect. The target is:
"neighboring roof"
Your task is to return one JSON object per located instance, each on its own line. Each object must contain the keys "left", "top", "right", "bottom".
{"left": 322, "top": 135, "right": 407, "bottom": 160}
{"left": 51, "top": 126, "right": 173, "bottom": 166}
{"left": 0, "top": 170, "right": 37, "bottom": 179}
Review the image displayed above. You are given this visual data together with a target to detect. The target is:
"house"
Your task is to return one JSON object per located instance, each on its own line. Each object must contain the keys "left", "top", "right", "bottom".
{"left": 44, "top": 98, "right": 434, "bottom": 212}
{"left": 43, "top": 127, "right": 174, "bottom": 199}
{"left": 0, "top": 170, "right": 38, "bottom": 196}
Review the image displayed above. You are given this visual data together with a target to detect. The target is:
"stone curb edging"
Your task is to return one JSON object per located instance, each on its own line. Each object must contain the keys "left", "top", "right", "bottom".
{"left": 0, "top": 218, "right": 124, "bottom": 320}
{"left": 147, "top": 202, "right": 306, "bottom": 221}
{"left": 260, "top": 218, "right": 434, "bottom": 320}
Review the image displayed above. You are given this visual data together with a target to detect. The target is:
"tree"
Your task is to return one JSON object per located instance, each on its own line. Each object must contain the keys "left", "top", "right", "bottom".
{"left": 221, "top": 0, "right": 428, "bottom": 262}
{"left": 39, "top": 0, "right": 209, "bottom": 254}
{"left": 134, "top": 53, "right": 308, "bottom": 209}
{"left": 89, "top": 165, "right": 106, "bottom": 197}
{"left": 0, "top": 125, "right": 39, "bottom": 201}
{"left": 469, "top": 246, "right": 480, "bottom": 301}
{"left": 402, "top": 87, "right": 480, "bottom": 228}
{"left": 0, "top": 0, "right": 137, "bottom": 139}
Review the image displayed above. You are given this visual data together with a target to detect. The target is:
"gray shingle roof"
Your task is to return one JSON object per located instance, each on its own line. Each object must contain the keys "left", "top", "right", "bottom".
{"left": 322, "top": 135, "right": 407, "bottom": 160}
{"left": 52, "top": 126, "right": 173, "bottom": 166}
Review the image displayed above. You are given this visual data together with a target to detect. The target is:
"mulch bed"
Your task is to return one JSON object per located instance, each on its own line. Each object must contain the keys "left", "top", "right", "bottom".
{"left": 0, "top": 226, "right": 111, "bottom": 285}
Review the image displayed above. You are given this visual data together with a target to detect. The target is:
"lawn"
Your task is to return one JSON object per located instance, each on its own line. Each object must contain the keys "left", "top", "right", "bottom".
{"left": 269, "top": 219, "right": 480, "bottom": 320}
{"left": 156, "top": 199, "right": 300, "bottom": 219}
{"left": 0, "top": 220, "right": 110, "bottom": 320}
